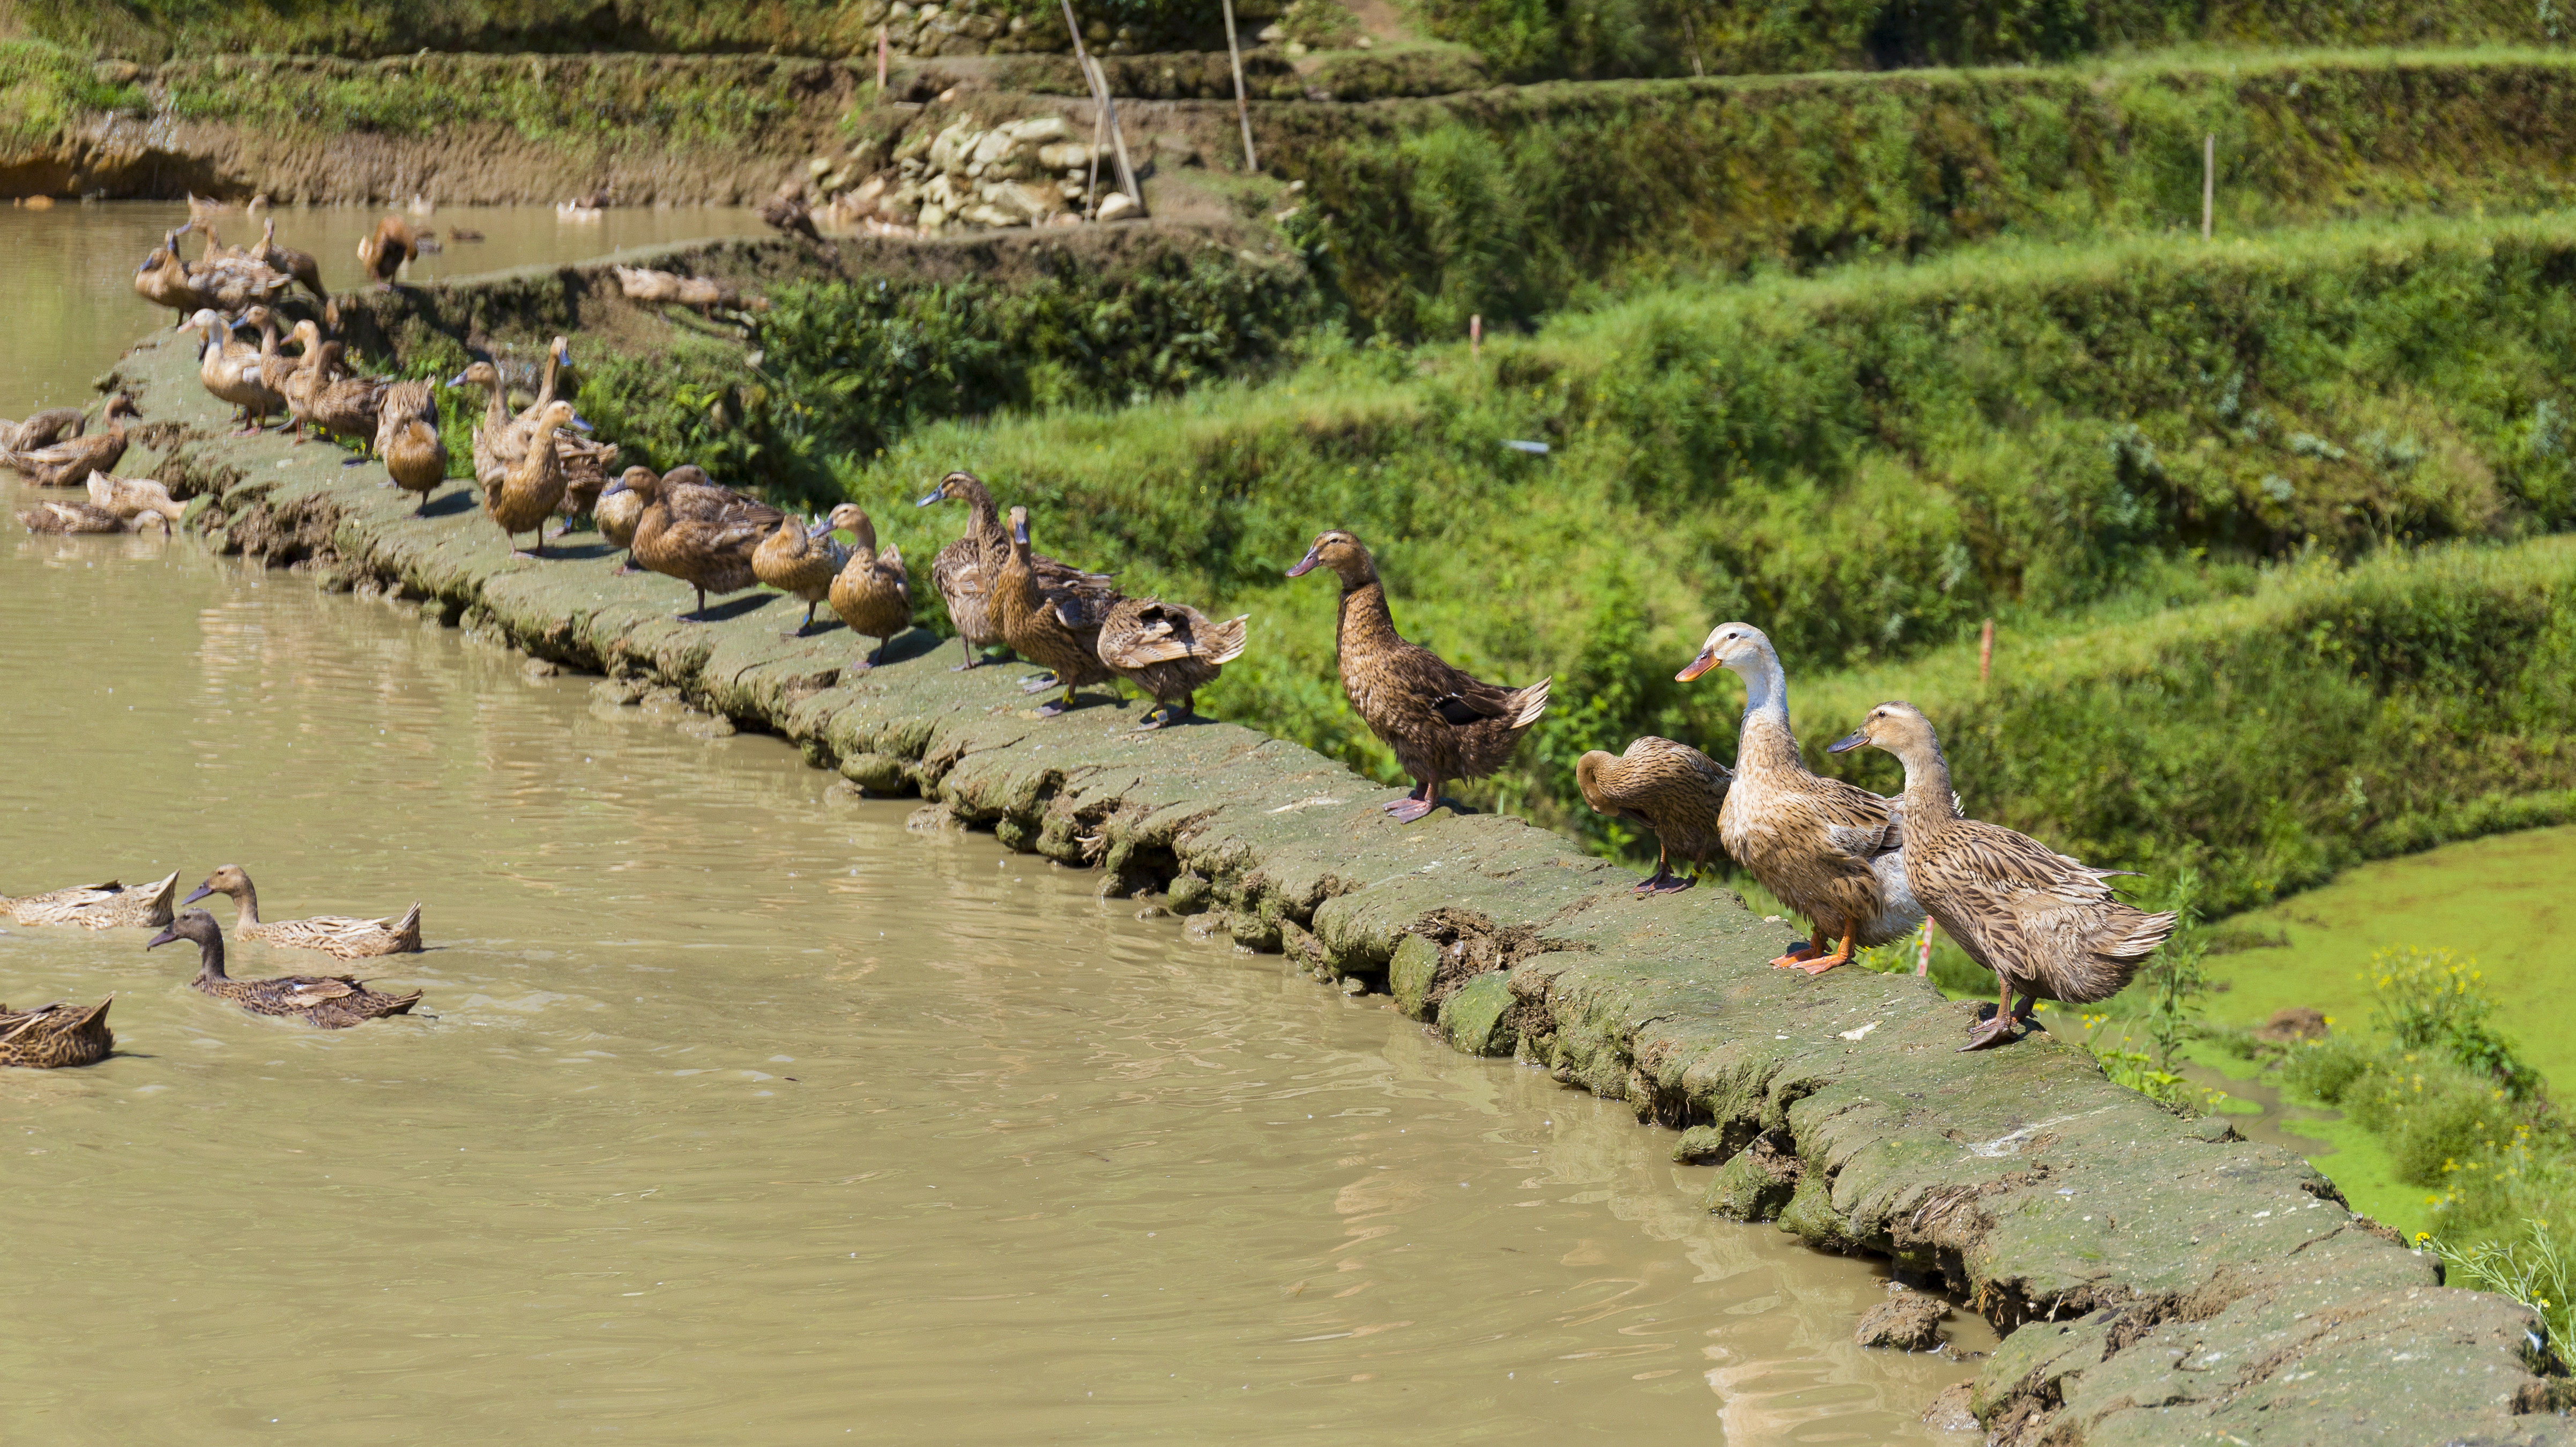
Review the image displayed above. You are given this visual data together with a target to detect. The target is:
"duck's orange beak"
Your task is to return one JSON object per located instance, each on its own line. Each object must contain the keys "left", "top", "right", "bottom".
{"left": 1675, "top": 650, "right": 1717, "bottom": 682}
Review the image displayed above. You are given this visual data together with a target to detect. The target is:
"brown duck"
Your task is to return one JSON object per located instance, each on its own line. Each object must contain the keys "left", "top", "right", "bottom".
{"left": 487, "top": 399, "right": 586, "bottom": 555}
{"left": 2, "top": 396, "right": 135, "bottom": 488}
{"left": 376, "top": 378, "right": 448, "bottom": 509}
{"left": 132, "top": 230, "right": 207, "bottom": 322}
{"left": 0, "top": 997, "right": 114, "bottom": 1069}
{"left": 0, "top": 407, "right": 83, "bottom": 452}
{"left": 597, "top": 465, "right": 650, "bottom": 572}
{"left": 1095, "top": 597, "right": 1247, "bottom": 730}
{"left": 751, "top": 513, "right": 847, "bottom": 637}
{"left": 186, "top": 864, "right": 424, "bottom": 959}
{"left": 18, "top": 499, "right": 172, "bottom": 535}
{"left": 293, "top": 341, "right": 389, "bottom": 458}
{"left": 1677, "top": 622, "right": 1922, "bottom": 974}
{"left": 609, "top": 465, "right": 785, "bottom": 619}
{"left": 992, "top": 506, "right": 1119, "bottom": 715}
{"left": 916, "top": 471, "right": 1113, "bottom": 671}
{"left": 148, "top": 910, "right": 422, "bottom": 1029}
{"left": 188, "top": 308, "right": 274, "bottom": 431}
{"left": 252, "top": 218, "right": 325, "bottom": 300}
{"left": 1829, "top": 702, "right": 2175, "bottom": 1050}
{"left": 1285, "top": 530, "right": 1551, "bottom": 823}
{"left": 819, "top": 504, "right": 913, "bottom": 666}
{"left": 1, "top": 870, "right": 179, "bottom": 929}
{"left": 356, "top": 214, "right": 417, "bottom": 290}
{"left": 1577, "top": 738, "right": 1734, "bottom": 895}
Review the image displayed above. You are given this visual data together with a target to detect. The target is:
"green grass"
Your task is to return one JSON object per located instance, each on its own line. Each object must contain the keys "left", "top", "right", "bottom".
{"left": 2200, "top": 827, "right": 2576, "bottom": 1085}
{"left": 0, "top": 38, "right": 146, "bottom": 146}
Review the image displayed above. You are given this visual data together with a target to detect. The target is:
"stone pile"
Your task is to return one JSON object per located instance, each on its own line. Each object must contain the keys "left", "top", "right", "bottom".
{"left": 814, "top": 114, "right": 1135, "bottom": 235}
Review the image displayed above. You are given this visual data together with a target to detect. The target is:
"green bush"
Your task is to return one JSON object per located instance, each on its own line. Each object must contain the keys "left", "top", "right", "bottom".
{"left": 2370, "top": 946, "right": 2544, "bottom": 1100}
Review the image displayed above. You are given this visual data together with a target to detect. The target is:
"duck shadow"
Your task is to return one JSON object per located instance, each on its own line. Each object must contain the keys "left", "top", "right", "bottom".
{"left": 541, "top": 540, "right": 616, "bottom": 562}
{"left": 697, "top": 592, "right": 778, "bottom": 624}
{"left": 416, "top": 489, "right": 478, "bottom": 519}
{"left": 872, "top": 628, "right": 947, "bottom": 666}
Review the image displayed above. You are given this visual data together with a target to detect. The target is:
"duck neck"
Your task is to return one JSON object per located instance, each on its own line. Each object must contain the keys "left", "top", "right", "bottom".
{"left": 1889, "top": 736, "right": 1963, "bottom": 844}
{"left": 1730, "top": 649, "right": 1804, "bottom": 772}
{"left": 480, "top": 375, "right": 511, "bottom": 432}
{"left": 1335, "top": 575, "right": 1398, "bottom": 658}
{"left": 226, "top": 882, "right": 262, "bottom": 929}
{"left": 850, "top": 515, "right": 879, "bottom": 556}
{"left": 196, "top": 932, "right": 228, "bottom": 982}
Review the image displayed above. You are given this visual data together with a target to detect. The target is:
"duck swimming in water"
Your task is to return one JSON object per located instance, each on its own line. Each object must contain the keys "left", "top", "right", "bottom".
{"left": 147, "top": 909, "right": 422, "bottom": 1028}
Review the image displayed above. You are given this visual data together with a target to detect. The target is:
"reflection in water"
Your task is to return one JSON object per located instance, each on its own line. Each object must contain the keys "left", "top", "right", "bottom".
{"left": 0, "top": 228, "right": 1984, "bottom": 1444}
{"left": 0, "top": 201, "right": 764, "bottom": 418}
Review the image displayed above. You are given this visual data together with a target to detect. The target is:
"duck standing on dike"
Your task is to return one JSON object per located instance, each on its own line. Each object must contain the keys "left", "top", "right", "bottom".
{"left": 1286, "top": 530, "right": 1551, "bottom": 823}
{"left": 148, "top": 910, "right": 421, "bottom": 1028}
{"left": 597, "top": 465, "right": 650, "bottom": 572}
{"left": 1095, "top": 597, "right": 1247, "bottom": 730}
{"left": 993, "top": 506, "right": 1120, "bottom": 715}
{"left": 486, "top": 399, "right": 587, "bottom": 556}
{"left": 751, "top": 513, "right": 847, "bottom": 637}
{"left": 1828, "top": 702, "right": 2175, "bottom": 1050}
{"left": 376, "top": 378, "right": 448, "bottom": 510}
{"left": 818, "top": 504, "right": 913, "bottom": 667}
{"left": 0, "top": 997, "right": 115, "bottom": 1068}
{"left": 917, "top": 471, "right": 1114, "bottom": 672}
{"left": 185, "top": 864, "right": 423, "bottom": 959}
{"left": 607, "top": 465, "right": 785, "bottom": 620}
{"left": 1577, "top": 738, "right": 1733, "bottom": 895}
{"left": 1676, "top": 622, "right": 1920, "bottom": 973}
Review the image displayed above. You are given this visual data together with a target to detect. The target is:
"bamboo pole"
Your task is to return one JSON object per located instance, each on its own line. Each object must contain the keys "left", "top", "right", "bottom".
{"left": 1220, "top": 0, "right": 1259, "bottom": 173}
{"left": 877, "top": 25, "right": 888, "bottom": 100}
{"left": 1083, "top": 92, "right": 1107, "bottom": 219}
{"left": 1979, "top": 617, "right": 1994, "bottom": 683}
{"left": 1057, "top": 0, "right": 1143, "bottom": 211}
{"left": 2202, "top": 133, "right": 2214, "bottom": 241}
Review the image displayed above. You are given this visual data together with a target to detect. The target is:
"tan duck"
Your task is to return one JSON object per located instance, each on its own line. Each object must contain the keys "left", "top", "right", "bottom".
{"left": 452, "top": 357, "right": 611, "bottom": 513}
{"left": 487, "top": 399, "right": 586, "bottom": 556}
{"left": 355, "top": 214, "right": 417, "bottom": 290}
{"left": 147, "top": 910, "right": 422, "bottom": 1028}
{"left": 597, "top": 465, "right": 650, "bottom": 572}
{"left": 292, "top": 341, "right": 389, "bottom": 456}
{"left": 451, "top": 358, "right": 522, "bottom": 489}
{"left": 0, "top": 871, "right": 179, "bottom": 929}
{"left": 185, "top": 864, "right": 424, "bottom": 959}
{"left": 2, "top": 396, "right": 135, "bottom": 488}
{"left": 132, "top": 230, "right": 207, "bottom": 322}
{"left": 752, "top": 514, "right": 848, "bottom": 636}
{"left": 1095, "top": 597, "right": 1247, "bottom": 730}
{"left": 177, "top": 225, "right": 294, "bottom": 313}
{"left": 375, "top": 379, "right": 448, "bottom": 509}
{"left": 819, "top": 504, "right": 912, "bottom": 666}
{"left": 609, "top": 464, "right": 785, "bottom": 619}
{"left": 188, "top": 308, "right": 274, "bottom": 430}
{"left": 1676, "top": 622, "right": 1922, "bottom": 974}
{"left": 993, "top": 507, "right": 1118, "bottom": 715}
{"left": 86, "top": 471, "right": 187, "bottom": 528}
{"left": 252, "top": 218, "right": 325, "bottom": 300}
{"left": 0, "top": 997, "right": 115, "bottom": 1068}
{"left": 18, "top": 499, "right": 172, "bottom": 535}
{"left": 254, "top": 309, "right": 304, "bottom": 421}
{"left": 1577, "top": 738, "right": 1734, "bottom": 896}
{"left": 1285, "top": 530, "right": 1551, "bottom": 823}
{"left": 1, "top": 407, "right": 83, "bottom": 452}
{"left": 916, "top": 471, "right": 1114, "bottom": 671}
{"left": 1828, "top": 702, "right": 2175, "bottom": 1050}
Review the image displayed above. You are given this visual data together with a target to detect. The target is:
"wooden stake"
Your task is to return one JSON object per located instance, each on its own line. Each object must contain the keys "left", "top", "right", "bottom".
{"left": 1220, "top": 0, "right": 1259, "bottom": 174}
{"left": 877, "top": 26, "right": 888, "bottom": 99}
{"left": 1058, "top": 0, "right": 1142, "bottom": 211}
{"left": 2202, "top": 133, "right": 2214, "bottom": 241}
{"left": 1083, "top": 91, "right": 1106, "bottom": 219}
{"left": 1470, "top": 313, "right": 1481, "bottom": 359}
{"left": 1979, "top": 617, "right": 1994, "bottom": 682}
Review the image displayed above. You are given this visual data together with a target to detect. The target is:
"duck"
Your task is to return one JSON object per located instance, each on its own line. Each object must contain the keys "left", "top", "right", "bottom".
{"left": 18, "top": 498, "right": 172, "bottom": 535}
{"left": 376, "top": 378, "right": 448, "bottom": 509}
{"left": 253, "top": 308, "right": 304, "bottom": 420}
{"left": 451, "top": 358, "right": 522, "bottom": 489}
{"left": 188, "top": 308, "right": 276, "bottom": 431}
{"left": 1576, "top": 738, "right": 1734, "bottom": 895}
{"left": 1, "top": 396, "right": 135, "bottom": 488}
{"left": 991, "top": 507, "right": 1122, "bottom": 715}
{"left": 1, "top": 407, "right": 84, "bottom": 452}
{"left": 916, "top": 470, "right": 1114, "bottom": 671}
{"left": 1095, "top": 597, "right": 1247, "bottom": 729}
{"left": 184, "top": 864, "right": 424, "bottom": 959}
{"left": 85, "top": 471, "right": 187, "bottom": 528}
{"left": 252, "top": 218, "right": 325, "bottom": 300}
{"left": 518, "top": 336, "right": 578, "bottom": 420}
{"left": 132, "top": 229, "right": 207, "bottom": 322}
{"left": 355, "top": 214, "right": 417, "bottom": 289}
{"left": 0, "top": 997, "right": 115, "bottom": 1068}
{"left": 1827, "top": 702, "right": 2176, "bottom": 1050}
{"left": 0, "top": 870, "right": 179, "bottom": 929}
{"left": 753, "top": 514, "right": 848, "bottom": 637}
{"left": 487, "top": 399, "right": 587, "bottom": 555}
{"left": 292, "top": 340, "right": 389, "bottom": 457}
{"left": 609, "top": 464, "right": 784, "bottom": 619}
{"left": 1676, "top": 622, "right": 1922, "bottom": 974}
{"left": 597, "top": 465, "right": 650, "bottom": 572}
{"left": 552, "top": 439, "right": 619, "bottom": 537}
{"left": 177, "top": 225, "right": 294, "bottom": 313}
{"left": 818, "top": 504, "right": 912, "bottom": 666}
{"left": 1285, "top": 530, "right": 1551, "bottom": 823}
{"left": 146, "top": 910, "right": 422, "bottom": 1028}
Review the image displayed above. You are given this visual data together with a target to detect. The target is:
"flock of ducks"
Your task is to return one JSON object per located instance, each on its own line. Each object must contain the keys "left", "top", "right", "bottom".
{"left": 0, "top": 867, "right": 423, "bottom": 1068}
{"left": 11, "top": 211, "right": 2171, "bottom": 1063}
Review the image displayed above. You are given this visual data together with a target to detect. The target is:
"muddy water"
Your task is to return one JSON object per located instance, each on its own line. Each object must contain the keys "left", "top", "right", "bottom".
{"left": 2, "top": 201, "right": 762, "bottom": 419}
{"left": 0, "top": 257, "right": 1985, "bottom": 1445}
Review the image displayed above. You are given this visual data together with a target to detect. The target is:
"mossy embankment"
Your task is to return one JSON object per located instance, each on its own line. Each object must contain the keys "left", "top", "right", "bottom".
{"left": 92, "top": 318, "right": 2571, "bottom": 1447}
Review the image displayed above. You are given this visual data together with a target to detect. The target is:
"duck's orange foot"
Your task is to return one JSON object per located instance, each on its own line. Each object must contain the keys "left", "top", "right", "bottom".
{"left": 1768, "top": 942, "right": 1824, "bottom": 970}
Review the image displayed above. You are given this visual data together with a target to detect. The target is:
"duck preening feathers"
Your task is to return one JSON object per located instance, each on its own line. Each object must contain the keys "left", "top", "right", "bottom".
{"left": 1286, "top": 530, "right": 1549, "bottom": 824}
{"left": 1095, "top": 597, "right": 1247, "bottom": 730}
{"left": 992, "top": 506, "right": 1119, "bottom": 715}
{"left": 376, "top": 378, "right": 448, "bottom": 509}
{"left": 0, "top": 407, "right": 83, "bottom": 453}
{"left": 609, "top": 465, "right": 784, "bottom": 619}
{"left": 0, "top": 998, "right": 115, "bottom": 1068}
{"left": 1576, "top": 738, "right": 1733, "bottom": 895}
{"left": 818, "top": 504, "right": 912, "bottom": 665}
{"left": 356, "top": 214, "right": 417, "bottom": 290}
{"left": 148, "top": 910, "right": 422, "bottom": 1028}
{"left": 2, "top": 395, "right": 133, "bottom": 488}
{"left": 1676, "top": 622, "right": 1922, "bottom": 973}
{"left": 916, "top": 471, "right": 1113, "bottom": 671}
{"left": 185, "top": 864, "right": 425, "bottom": 959}
{"left": 1828, "top": 702, "right": 2175, "bottom": 1050}
{"left": 753, "top": 513, "right": 848, "bottom": 637}
{"left": 0, "top": 871, "right": 179, "bottom": 929}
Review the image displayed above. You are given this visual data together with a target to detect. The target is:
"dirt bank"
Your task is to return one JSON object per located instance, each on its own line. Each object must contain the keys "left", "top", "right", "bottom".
{"left": 71, "top": 310, "right": 2575, "bottom": 1444}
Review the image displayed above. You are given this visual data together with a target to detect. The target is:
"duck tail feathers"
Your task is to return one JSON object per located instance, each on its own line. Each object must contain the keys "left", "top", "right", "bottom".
{"left": 1203, "top": 614, "right": 1251, "bottom": 665}
{"left": 1509, "top": 677, "right": 1552, "bottom": 729}
{"left": 390, "top": 902, "right": 424, "bottom": 952}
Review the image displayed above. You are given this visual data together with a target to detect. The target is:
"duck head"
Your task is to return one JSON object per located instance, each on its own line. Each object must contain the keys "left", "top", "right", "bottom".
{"left": 600, "top": 464, "right": 657, "bottom": 503}
{"left": 184, "top": 863, "right": 254, "bottom": 907}
{"left": 528, "top": 399, "right": 590, "bottom": 438}
{"left": 1676, "top": 621, "right": 1776, "bottom": 684}
{"left": 1285, "top": 529, "right": 1374, "bottom": 586}
{"left": 145, "top": 908, "right": 227, "bottom": 976}
{"left": 1006, "top": 504, "right": 1032, "bottom": 557}
{"left": 288, "top": 318, "right": 325, "bottom": 355}
{"left": 916, "top": 470, "right": 988, "bottom": 509}
{"left": 812, "top": 502, "right": 874, "bottom": 547}
{"left": 448, "top": 359, "right": 500, "bottom": 391}
{"left": 1825, "top": 700, "right": 1939, "bottom": 761}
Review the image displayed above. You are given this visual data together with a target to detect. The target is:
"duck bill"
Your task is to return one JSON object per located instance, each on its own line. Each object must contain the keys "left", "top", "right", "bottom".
{"left": 1674, "top": 650, "right": 1718, "bottom": 682}
{"left": 446, "top": 369, "right": 472, "bottom": 388}
{"left": 807, "top": 518, "right": 839, "bottom": 541}
{"left": 601, "top": 478, "right": 630, "bottom": 498}
{"left": 1010, "top": 517, "right": 1030, "bottom": 547}
{"left": 145, "top": 925, "right": 181, "bottom": 950}
{"left": 182, "top": 882, "right": 214, "bottom": 906}
{"left": 914, "top": 488, "right": 945, "bottom": 507}
{"left": 1284, "top": 547, "right": 1322, "bottom": 579}
{"left": 567, "top": 414, "right": 594, "bottom": 433}
{"left": 1823, "top": 728, "right": 1870, "bottom": 755}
